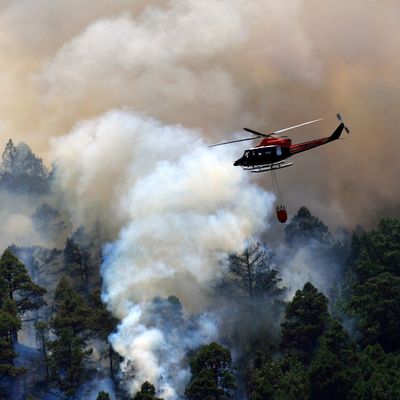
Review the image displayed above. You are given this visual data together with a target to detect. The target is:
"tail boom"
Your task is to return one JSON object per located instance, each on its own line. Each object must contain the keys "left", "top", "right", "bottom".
{"left": 290, "top": 123, "right": 344, "bottom": 155}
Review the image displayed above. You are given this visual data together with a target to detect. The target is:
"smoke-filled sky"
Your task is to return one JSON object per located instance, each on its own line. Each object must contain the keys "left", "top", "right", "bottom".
{"left": 0, "top": 0, "right": 399, "bottom": 227}
{"left": 2, "top": 2, "right": 399, "bottom": 397}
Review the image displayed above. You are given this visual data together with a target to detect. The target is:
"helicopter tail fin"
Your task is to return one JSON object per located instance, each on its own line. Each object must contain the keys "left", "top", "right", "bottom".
{"left": 328, "top": 122, "right": 345, "bottom": 142}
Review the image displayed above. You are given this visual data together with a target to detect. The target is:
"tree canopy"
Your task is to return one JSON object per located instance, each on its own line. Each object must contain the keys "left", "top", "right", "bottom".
{"left": 186, "top": 343, "right": 236, "bottom": 400}
{"left": 285, "top": 207, "right": 332, "bottom": 247}
{"left": 281, "top": 282, "right": 329, "bottom": 362}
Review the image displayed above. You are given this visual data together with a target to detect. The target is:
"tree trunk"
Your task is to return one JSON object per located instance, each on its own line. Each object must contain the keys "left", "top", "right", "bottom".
{"left": 109, "top": 343, "right": 113, "bottom": 377}
{"left": 12, "top": 327, "right": 18, "bottom": 344}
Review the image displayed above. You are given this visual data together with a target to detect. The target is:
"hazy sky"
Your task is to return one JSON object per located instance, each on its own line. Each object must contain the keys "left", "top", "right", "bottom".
{"left": 0, "top": 0, "right": 399, "bottom": 228}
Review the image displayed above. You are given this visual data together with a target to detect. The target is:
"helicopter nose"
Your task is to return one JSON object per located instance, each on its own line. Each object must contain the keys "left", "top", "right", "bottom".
{"left": 233, "top": 158, "right": 241, "bottom": 166}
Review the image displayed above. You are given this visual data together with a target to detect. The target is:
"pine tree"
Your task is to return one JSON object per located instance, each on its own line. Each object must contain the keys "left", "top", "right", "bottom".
{"left": 0, "top": 276, "right": 24, "bottom": 398}
{"left": 34, "top": 320, "right": 50, "bottom": 378}
{"left": 221, "top": 243, "right": 283, "bottom": 301}
{"left": 281, "top": 282, "right": 329, "bottom": 363}
{"left": 309, "top": 320, "right": 358, "bottom": 400}
{"left": 348, "top": 218, "right": 400, "bottom": 351}
{"left": 0, "top": 249, "right": 46, "bottom": 342}
{"left": 185, "top": 343, "right": 236, "bottom": 400}
{"left": 247, "top": 353, "right": 309, "bottom": 400}
{"left": 96, "top": 391, "right": 111, "bottom": 400}
{"left": 285, "top": 207, "right": 332, "bottom": 247}
{"left": 88, "top": 289, "right": 119, "bottom": 376}
{"left": 350, "top": 272, "right": 400, "bottom": 351}
{"left": 48, "top": 277, "right": 92, "bottom": 394}
{"left": 352, "top": 344, "right": 400, "bottom": 399}
{"left": 133, "top": 382, "right": 164, "bottom": 400}
{"left": 63, "top": 227, "right": 97, "bottom": 290}
{"left": 1, "top": 139, "right": 16, "bottom": 174}
{"left": 0, "top": 299, "right": 22, "bottom": 376}
{"left": 0, "top": 140, "right": 49, "bottom": 192}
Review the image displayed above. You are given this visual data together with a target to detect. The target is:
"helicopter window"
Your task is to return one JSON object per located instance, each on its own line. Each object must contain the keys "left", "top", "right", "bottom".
{"left": 276, "top": 146, "right": 282, "bottom": 156}
{"left": 258, "top": 152, "right": 262, "bottom": 156}
{"left": 244, "top": 151, "right": 249, "bottom": 158}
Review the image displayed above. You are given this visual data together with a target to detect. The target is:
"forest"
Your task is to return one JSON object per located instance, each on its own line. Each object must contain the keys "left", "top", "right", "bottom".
{"left": 0, "top": 139, "right": 400, "bottom": 400}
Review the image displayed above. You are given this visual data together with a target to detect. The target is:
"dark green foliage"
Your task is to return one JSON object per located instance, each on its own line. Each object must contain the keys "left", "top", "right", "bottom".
{"left": 51, "top": 276, "right": 91, "bottom": 336}
{"left": 247, "top": 353, "right": 309, "bottom": 400}
{"left": 133, "top": 381, "right": 164, "bottom": 400}
{"left": 309, "top": 320, "right": 358, "bottom": 400}
{"left": 48, "top": 276, "right": 92, "bottom": 394}
{"left": 350, "top": 272, "right": 400, "bottom": 351}
{"left": 88, "top": 289, "right": 119, "bottom": 336}
{"left": 0, "top": 248, "right": 46, "bottom": 316}
{"left": 88, "top": 289, "right": 119, "bottom": 375}
{"left": 34, "top": 320, "right": 49, "bottom": 378}
{"left": 285, "top": 207, "right": 332, "bottom": 247}
{"left": 48, "top": 328, "right": 92, "bottom": 394}
{"left": 186, "top": 343, "right": 236, "bottom": 400}
{"left": 349, "top": 219, "right": 400, "bottom": 351}
{"left": 96, "top": 391, "right": 111, "bottom": 400}
{"left": 0, "top": 277, "right": 24, "bottom": 398}
{"left": 185, "top": 369, "right": 221, "bottom": 400}
{"left": 352, "top": 344, "right": 400, "bottom": 399}
{"left": 0, "top": 298, "right": 21, "bottom": 376}
{"left": 284, "top": 206, "right": 332, "bottom": 246}
{"left": 353, "top": 219, "right": 400, "bottom": 281}
{"left": 0, "top": 248, "right": 45, "bottom": 345}
{"left": 281, "top": 282, "right": 329, "bottom": 362}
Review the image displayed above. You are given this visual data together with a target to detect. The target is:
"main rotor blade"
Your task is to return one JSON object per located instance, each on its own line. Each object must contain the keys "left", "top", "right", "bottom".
{"left": 273, "top": 118, "right": 323, "bottom": 134}
{"left": 243, "top": 128, "right": 270, "bottom": 137}
{"left": 209, "top": 137, "right": 258, "bottom": 148}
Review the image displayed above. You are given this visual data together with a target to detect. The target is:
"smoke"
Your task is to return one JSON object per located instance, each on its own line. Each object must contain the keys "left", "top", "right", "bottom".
{"left": 51, "top": 109, "right": 273, "bottom": 397}
{"left": 0, "top": 0, "right": 399, "bottom": 397}
{"left": 0, "top": 191, "right": 49, "bottom": 250}
{"left": 277, "top": 241, "right": 342, "bottom": 299}
{"left": 0, "top": 0, "right": 399, "bottom": 227}
{"left": 111, "top": 300, "right": 219, "bottom": 397}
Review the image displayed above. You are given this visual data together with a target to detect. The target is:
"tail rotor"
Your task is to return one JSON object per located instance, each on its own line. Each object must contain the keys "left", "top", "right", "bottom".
{"left": 336, "top": 113, "right": 350, "bottom": 134}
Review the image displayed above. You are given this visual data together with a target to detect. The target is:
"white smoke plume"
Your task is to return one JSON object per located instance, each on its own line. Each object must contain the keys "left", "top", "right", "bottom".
{"left": 51, "top": 109, "right": 273, "bottom": 397}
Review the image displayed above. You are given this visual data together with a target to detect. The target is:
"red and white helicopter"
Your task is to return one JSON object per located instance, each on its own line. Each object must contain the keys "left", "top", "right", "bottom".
{"left": 210, "top": 114, "right": 350, "bottom": 222}
{"left": 210, "top": 114, "right": 349, "bottom": 173}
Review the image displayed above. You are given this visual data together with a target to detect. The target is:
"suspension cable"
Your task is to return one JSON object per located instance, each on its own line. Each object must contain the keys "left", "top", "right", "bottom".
{"left": 271, "top": 170, "right": 284, "bottom": 206}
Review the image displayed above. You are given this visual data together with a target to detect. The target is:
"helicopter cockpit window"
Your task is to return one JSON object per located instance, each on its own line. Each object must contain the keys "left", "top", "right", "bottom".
{"left": 244, "top": 151, "right": 249, "bottom": 158}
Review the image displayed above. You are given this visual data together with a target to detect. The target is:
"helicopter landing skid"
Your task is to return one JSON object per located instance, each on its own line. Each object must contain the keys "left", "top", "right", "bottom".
{"left": 246, "top": 161, "right": 293, "bottom": 173}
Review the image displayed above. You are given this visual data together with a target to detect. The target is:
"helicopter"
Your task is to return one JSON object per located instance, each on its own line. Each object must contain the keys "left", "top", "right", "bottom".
{"left": 210, "top": 114, "right": 350, "bottom": 223}
{"left": 210, "top": 114, "right": 349, "bottom": 173}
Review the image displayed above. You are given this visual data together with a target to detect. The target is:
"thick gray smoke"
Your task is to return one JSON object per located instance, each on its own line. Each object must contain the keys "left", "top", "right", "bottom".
{"left": 1, "top": 0, "right": 399, "bottom": 227}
